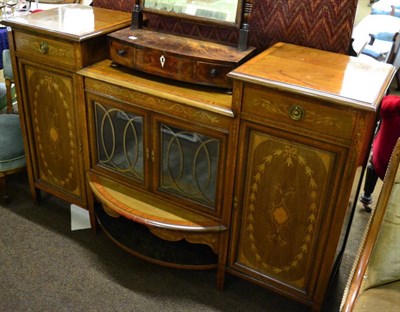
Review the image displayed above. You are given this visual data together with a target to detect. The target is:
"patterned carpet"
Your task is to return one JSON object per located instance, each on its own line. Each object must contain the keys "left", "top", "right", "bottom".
{"left": 0, "top": 171, "right": 376, "bottom": 312}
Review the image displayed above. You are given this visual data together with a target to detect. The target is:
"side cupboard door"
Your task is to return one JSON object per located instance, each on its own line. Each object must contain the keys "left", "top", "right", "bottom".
{"left": 229, "top": 119, "right": 348, "bottom": 302}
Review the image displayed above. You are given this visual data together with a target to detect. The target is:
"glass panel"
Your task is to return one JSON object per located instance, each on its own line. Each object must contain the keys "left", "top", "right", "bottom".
{"left": 160, "top": 124, "right": 220, "bottom": 210}
{"left": 143, "top": 0, "right": 241, "bottom": 24}
{"left": 94, "top": 102, "right": 144, "bottom": 182}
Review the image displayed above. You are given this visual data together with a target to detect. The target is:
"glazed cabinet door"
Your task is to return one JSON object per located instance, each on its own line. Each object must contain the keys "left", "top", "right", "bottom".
{"left": 20, "top": 62, "right": 86, "bottom": 205}
{"left": 229, "top": 120, "right": 348, "bottom": 302}
{"left": 87, "top": 94, "right": 148, "bottom": 189}
{"left": 153, "top": 115, "right": 228, "bottom": 218}
{"left": 86, "top": 93, "right": 228, "bottom": 218}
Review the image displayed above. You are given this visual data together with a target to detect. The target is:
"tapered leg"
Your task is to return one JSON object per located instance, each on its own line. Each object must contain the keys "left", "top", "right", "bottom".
{"left": 360, "top": 163, "right": 378, "bottom": 212}
{"left": 0, "top": 174, "right": 10, "bottom": 204}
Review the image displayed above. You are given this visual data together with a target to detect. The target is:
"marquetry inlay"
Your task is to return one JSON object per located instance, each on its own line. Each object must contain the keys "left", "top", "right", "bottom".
{"left": 28, "top": 67, "right": 77, "bottom": 191}
{"left": 85, "top": 79, "right": 231, "bottom": 128}
{"left": 252, "top": 98, "right": 342, "bottom": 129}
{"left": 238, "top": 131, "right": 334, "bottom": 289}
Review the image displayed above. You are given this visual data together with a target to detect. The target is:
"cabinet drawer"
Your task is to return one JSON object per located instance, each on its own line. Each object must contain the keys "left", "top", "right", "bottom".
{"left": 109, "top": 39, "right": 194, "bottom": 81}
{"left": 110, "top": 42, "right": 234, "bottom": 88}
{"left": 109, "top": 40, "right": 233, "bottom": 88}
{"left": 242, "top": 85, "right": 356, "bottom": 140}
{"left": 135, "top": 48, "right": 194, "bottom": 81}
{"left": 109, "top": 39, "right": 135, "bottom": 68}
{"left": 195, "top": 62, "right": 232, "bottom": 88}
{"left": 14, "top": 32, "right": 75, "bottom": 67}
{"left": 108, "top": 28, "right": 256, "bottom": 89}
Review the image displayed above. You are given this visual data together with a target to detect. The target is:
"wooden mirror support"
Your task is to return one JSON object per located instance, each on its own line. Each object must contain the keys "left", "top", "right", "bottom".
{"left": 108, "top": 0, "right": 256, "bottom": 89}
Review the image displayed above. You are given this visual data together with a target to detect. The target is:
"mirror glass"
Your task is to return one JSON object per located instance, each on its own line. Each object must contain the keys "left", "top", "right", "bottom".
{"left": 142, "top": 0, "right": 242, "bottom": 25}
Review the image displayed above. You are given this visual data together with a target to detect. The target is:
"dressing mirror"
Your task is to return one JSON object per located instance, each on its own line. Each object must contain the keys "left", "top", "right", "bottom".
{"left": 140, "top": 0, "right": 243, "bottom": 27}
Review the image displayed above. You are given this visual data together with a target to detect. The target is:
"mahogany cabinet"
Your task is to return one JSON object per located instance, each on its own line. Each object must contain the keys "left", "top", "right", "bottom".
{"left": 3, "top": 5, "right": 131, "bottom": 207}
{"left": 78, "top": 60, "right": 239, "bottom": 287}
{"left": 226, "top": 43, "right": 395, "bottom": 310}
{"left": 78, "top": 44, "right": 394, "bottom": 310}
{"left": 4, "top": 5, "right": 395, "bottom": 310}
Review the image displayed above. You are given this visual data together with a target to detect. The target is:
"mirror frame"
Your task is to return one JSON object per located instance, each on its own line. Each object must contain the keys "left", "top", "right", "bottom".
{"left": 139, "top": 0, "right": 245, "bottom": 28}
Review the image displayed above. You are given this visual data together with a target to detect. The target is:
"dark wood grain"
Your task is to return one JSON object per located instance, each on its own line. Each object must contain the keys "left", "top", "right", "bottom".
{"left": 108, "top": 28, "right": 256, "bottom": 88}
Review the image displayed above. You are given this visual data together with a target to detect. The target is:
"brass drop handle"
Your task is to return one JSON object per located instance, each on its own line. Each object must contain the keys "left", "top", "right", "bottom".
{"left": 39, "top": 42, "right": 49, "bottom": 54}
{"left": 289, "top": 105, "right": 304, "bottom": 121}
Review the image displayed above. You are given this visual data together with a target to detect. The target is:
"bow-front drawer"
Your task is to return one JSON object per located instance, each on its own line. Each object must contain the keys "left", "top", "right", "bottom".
{"left": 242, "top": 84, "right": 357, "bottom": 140}
{"left": 14, "top": 31, "right": 75, "bottom": 68}
{"left": 108, "top": 28, "right": 256, "bottom": 89}
{"left": 109, "top": 37, "right": 234, "bottom": 88}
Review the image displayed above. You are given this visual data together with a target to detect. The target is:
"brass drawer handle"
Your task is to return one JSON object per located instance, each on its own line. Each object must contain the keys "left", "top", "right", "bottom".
{"left": 209, "top": 68, "right": 218, "bottom": 78}
{"left": 39, "top": 42, "right": 49, "bottom": 54}
{"left": 289, "top": 105, "right": 304, "bottom": 121}
{"left": 117, "top": 49, "right": 127, "bottom": 56}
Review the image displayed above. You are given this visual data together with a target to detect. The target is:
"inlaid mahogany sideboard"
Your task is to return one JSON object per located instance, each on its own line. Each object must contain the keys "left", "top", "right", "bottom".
{"left": 4, "top": 6, "right": 395, "bottom": 311}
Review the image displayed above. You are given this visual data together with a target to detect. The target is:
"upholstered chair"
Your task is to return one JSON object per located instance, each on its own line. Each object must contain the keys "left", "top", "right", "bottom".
{"left": 340, "top": 138, "right": 400, "bottom": 312}
{"left": 360, "top": 95, "right": 400, "bottom": 211}
{"left": 0, "top": 49, "right": 26, "bottom": 203}
{"left": 371, "top": 0, "right": 400, "bottom": 17}
{"left": 353, "top": 10, "right": 400, "bottom": 89}
{"left": 2, "top": 49, "right": 14, "bottom": 113}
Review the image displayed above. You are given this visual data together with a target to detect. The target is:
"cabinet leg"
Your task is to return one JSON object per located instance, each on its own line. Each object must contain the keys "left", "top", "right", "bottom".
{"left": 85, "top": 185, "right": 99, "bottom": 233}
{"left": 89, "top": 208, "right": 99, "bottom": 233}
{"left": 0, "top": 175, "right": 10, "bottom": 204}
{"left": 216, "top": 265, "right": 225, "bottom": 291}
{"left": 29, "top": 185, "right": 41, "bottom": 205}
{"left": 89, "top": 199, "right": 101, "bottom": 234}
{"left": 311, "top": 302, "right": 322, "bottom": 312}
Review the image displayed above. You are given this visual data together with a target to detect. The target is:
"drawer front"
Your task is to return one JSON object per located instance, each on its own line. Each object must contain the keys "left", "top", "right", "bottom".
{"left": 195, "top": 61, "right": 232, "bottom": 88}
{"left": 134, "top": 48, "right": 194, "bottom": 81}
{"left": 108, "top": 38, "right": 234, "bottom": 88}
{"left": 14, "top": 32, "right": 75, "bottom": 67}
{"left": 109, "top": 40, "right": 135, "bottom": 68}
{"left": 242, "top": 85, "right": 356, "bottom": 140}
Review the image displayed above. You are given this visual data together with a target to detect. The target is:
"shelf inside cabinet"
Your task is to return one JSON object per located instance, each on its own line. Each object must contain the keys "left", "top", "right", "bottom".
{"left": 95, "top": 204, "right": 219, "bottom": 269}
{"left": 88, "top": 172, "right": 226, "bottom": 232}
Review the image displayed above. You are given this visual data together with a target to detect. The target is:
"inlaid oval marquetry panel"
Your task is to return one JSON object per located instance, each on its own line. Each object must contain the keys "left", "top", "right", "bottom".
{"left": 25, "top": 65, "right": 81, "bottom": 196}
{"left": 236, "top": 130, "right": 335, "bottom": 291}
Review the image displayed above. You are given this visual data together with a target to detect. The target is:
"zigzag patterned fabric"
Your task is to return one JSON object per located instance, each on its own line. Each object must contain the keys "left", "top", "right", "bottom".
{"left": 92, "top": 0, "right": 357, "bottom": 54}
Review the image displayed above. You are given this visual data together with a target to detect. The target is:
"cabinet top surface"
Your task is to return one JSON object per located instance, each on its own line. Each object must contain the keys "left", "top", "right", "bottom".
{"left": 2, "top": 4, "right": 131, "bottom": 41}
{"left": 78, "top": 60, "right": 233, "bottom": 117}
{"left": 229, "top": 43, "right": 395, "bottom": 109}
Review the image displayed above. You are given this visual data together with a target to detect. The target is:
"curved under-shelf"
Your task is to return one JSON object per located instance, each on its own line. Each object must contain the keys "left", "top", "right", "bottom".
{"left": 87, "top": 172, "right": 227, "bottom": 233}
{"left": 88, "top": 172, "right": 227, "bottom": 268}
{"left": 95, "top": 204, "right": 219, "bottom": 269}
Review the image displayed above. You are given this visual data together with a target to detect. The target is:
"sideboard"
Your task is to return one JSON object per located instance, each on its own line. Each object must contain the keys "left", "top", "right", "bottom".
{"left": 3, "top": 5, "right": 395, "bottom": 311}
